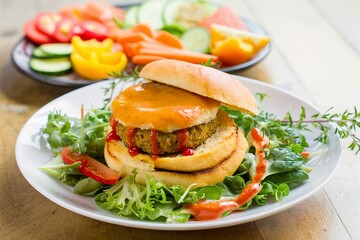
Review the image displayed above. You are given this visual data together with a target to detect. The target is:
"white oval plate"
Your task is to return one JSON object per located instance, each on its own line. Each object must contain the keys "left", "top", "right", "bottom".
{"left": 15, "top": 77, "right": 341, "bottom": 231}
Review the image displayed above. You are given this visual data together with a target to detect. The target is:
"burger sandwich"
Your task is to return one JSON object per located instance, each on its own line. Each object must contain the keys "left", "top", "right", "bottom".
{"left": 105, "top": 59, "right": 258, "bottom": 188}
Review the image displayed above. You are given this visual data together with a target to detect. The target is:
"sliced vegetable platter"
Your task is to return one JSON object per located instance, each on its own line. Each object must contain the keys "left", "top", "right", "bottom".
{"left": 15, "top": 77, "right": 341, "bottom": 230}
{"left": 11, "top": 0, "right": 271, "bottom": 87}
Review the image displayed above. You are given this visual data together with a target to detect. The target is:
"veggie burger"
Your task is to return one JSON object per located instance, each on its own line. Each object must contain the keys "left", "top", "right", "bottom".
{"left": 105, "top": 59, "right": 258, "bottom": 188}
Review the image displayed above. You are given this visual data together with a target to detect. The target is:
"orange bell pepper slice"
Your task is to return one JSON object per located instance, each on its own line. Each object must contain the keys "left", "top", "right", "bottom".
{"left": 211, "top": 37, "right": 254, "bottom": 66}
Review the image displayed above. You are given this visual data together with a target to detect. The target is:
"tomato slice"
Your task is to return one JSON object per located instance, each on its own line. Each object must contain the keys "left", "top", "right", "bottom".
{"left": 74, "top": 20, "right": 109, "bottom": 41}
{"left": 54, "top": 18, "right": 76, "bottom": 43}
{"left": 60, "top": 147, "right": 119, "bottom": 185}
{"left": 35, "top": 12, "right": 63, "bottom": 37}
{"left": 24, "top": 19, "right": 54, "bottom": 45}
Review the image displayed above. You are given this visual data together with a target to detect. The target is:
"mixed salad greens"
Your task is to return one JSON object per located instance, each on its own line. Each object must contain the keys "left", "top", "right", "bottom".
{"left": 39, "top": 74, "right": 359, "bottom": 223}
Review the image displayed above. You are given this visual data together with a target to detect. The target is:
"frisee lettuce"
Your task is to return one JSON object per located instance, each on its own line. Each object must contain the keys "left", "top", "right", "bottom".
{"left": 93, "top": 169, "right": 291, "bottom": 222}
{"left": 42, "top": 108, "right": 111, "bottom": 158}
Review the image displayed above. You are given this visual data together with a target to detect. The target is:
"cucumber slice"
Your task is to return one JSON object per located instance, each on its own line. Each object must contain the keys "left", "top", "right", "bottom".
{"left": 32, "top": 47, "right": 59, "bottom": 59}
{"left": 162, "top": 0, "right": 189, "bottom": 25}
{"left": 39, "top": 43, "right": 72, "bottom": 57}
{"left": 30, "top": 57, "right": 72, "bottom": 76}
{"left": 181, "top": 27, "right": 211, "bottom": 53}
{"left": 137, "top": 0, "right": 168, "bottom": 30}
{"left": 124, "top": 6, "right": 139, "bottom": 27}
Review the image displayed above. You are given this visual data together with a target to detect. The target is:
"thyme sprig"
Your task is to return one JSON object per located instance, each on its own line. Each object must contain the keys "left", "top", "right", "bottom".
{"left": 102, "top": 67, "right": 142, "bottom": 109}
{"left": 225, "top": 92, "right": 360, "bottom": 155}
{"left": 282, "top": 107, "right": 360, "bottom": 154}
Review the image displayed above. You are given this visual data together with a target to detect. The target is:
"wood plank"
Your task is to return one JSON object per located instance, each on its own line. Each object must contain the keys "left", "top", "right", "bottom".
{"left": 256, "top": 191, "right": 351, "bottom": 240}
{"left": 312, "top": 0, "right": 360, "bottom": 54}
{"left": 220, "top": 0, "right": 314, "bottom": 103}
{"left": 323, "top": 149, "right": 360, "bottom": 239}
{"left": 245, "top": 0, "right": 360, "bottom": 112}
{"left": 131, "top": 223, "right": 262, "bottom": 240}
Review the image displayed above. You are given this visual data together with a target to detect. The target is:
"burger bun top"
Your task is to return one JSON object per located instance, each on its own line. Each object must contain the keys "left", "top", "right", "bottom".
{"left": 139, "top": 59, "right": 258, "bottom": 115}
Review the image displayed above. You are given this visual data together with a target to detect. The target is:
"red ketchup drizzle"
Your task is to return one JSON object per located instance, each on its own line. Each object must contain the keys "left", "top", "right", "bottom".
{"left": 126, "top": 128, "right": 140, "bottom": 156}
{"left": 177, "top": 129, "right": 194, "bottom": 156}
{"left": 110, "top": 115, "right": 117, "bottom": 130}
{"left": 106, "top": 130, "right": 120, "bottom": 142}
{"left": 150, "top": 129, "right": 159, "bottom": 159}
{"left": 182, "top": 148, "right": 195, "bottom": 156}
{"left": 128, "top": 147, "right": 140, "bottom": 156}
{"left": 186, "top": 128, "right": 269, "bottom": 221}
{"left": 177, "top": 129, "right": 189, "bottom": 151}
{"left": 106, "top": 115, "right": 121, "bottom": 142}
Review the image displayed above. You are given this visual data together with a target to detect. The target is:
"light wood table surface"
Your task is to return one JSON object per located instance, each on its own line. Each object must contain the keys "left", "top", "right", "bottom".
{"left": 1, "top": 0, "right": 359, "bottom": 239}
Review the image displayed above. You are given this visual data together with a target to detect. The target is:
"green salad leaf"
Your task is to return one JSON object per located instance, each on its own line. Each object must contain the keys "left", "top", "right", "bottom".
{"left": 42, "top": 108, "right": 111, "bottom": 158}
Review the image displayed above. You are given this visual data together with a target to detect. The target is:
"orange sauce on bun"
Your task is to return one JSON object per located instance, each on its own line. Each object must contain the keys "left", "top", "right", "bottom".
{"left": 111, "top": 82, "right": 220, "bottom": 132}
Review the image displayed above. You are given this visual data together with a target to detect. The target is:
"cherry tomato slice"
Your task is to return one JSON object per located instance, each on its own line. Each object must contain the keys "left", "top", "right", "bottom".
{"left": 24, "top": 19, "right": 54, "bottom": 45}
{"left": 75, "top": 20, "right": 108, "bottom": 41}
{"left": 35, "top": 12, "right": 63, "bottom": 37}
{"left": 54, "top": 18, "right": 76, "bottom": 43}
{"left": 60, "top": 147, "right": 119, "bottom": 185}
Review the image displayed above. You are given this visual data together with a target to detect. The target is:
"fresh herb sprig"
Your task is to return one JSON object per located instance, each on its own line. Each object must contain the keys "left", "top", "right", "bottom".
{"left": 227, "top": 93, "right": 360, "bottom": 155}
{"left": 104, "top": 67, "right": 141, "bottom": 109}
{"left": 200, "top": 58, "right": 222, "bottom": 69}
{"left": 282, "top": 107, "right": 360, "bottom": 154}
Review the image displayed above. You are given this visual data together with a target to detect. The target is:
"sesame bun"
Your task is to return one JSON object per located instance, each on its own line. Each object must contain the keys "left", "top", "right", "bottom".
{"left": 139, "top": 59, "right": 258, "bottom": 116}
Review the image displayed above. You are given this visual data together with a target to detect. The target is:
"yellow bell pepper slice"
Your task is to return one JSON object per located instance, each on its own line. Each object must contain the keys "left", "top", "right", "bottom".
{"left": 211, "top": 37, "right": 254, "bottom": 66}
{"left": 71, "top": 36, "right": 113, "bottom": 59}
{"left": 70, "top": 36, "right": 128, "bottom": 80}
{"left": 97, "top": 51, "right": 125, "bottom": 65}
{"left": 71, "top": 51, "right": 127, "bottom": 81}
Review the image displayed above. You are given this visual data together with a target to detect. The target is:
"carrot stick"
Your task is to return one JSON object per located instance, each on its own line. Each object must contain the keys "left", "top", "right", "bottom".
{"left": 123, "top": 42, "right": 141, "bottom": 58}
{"left": 137, "top": 40, "right": 175, "bottom": 50}
{"left": 125, "top": 40, "right": 179, "bottom": 58}
{"left": 155, "top": 31, "right": 184, "bottom": 49}
{"left": 131, "top": 23, "right": 155, "bottom": 38}
{"left": 111, "top": 32, "right": 153, "bottom": 45}
{"left": 132, "top": 55, "right": 167, "bottom": 65}
{"left": 138, "top": 48, "right": 218, "bottom": 64}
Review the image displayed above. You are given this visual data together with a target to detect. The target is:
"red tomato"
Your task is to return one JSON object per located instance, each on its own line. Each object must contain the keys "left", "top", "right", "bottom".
{"left": 54, "top": 18, "right": 76, "bottom": 43}
{"left": 24, "top": 19, "right": 54, "bottom": 45}
{"left": 301, "top": 151, "right": 310, "bottom": 158}
{"left": 35, "top": 12, "right": 63, "bottom": 37}
{"left": 73, "top": 20, "right": 109, "bottom": 41}
{"left": 60, "top": 147, "right": 119, "bottom": 185}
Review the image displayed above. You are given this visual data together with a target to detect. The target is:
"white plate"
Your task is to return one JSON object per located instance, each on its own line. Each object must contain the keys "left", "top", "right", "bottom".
{"left": 15, "top": 77, "right": 341, "bottom": 231}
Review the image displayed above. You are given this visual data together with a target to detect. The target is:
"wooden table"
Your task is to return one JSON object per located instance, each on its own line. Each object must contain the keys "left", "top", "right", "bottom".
{"left": 1, "top": 0, "right": 359, "bottom": 239}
